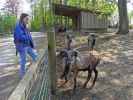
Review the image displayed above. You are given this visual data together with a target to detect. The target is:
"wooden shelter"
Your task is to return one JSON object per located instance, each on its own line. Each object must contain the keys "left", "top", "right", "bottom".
{"left": 53, "top": 4, "right": 109, "bottom": 32}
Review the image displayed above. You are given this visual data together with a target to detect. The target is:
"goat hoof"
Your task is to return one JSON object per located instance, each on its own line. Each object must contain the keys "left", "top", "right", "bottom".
{"left": 58, "top": 83, "right": 66, "bottom": 88}
{"left": 72, "top": 88, "right": 76, "bottom": 94}
{"left": 89, "top": 86, "right": 94, "bottom": 90}
{"left": 89, "top": 87, "right": 93, "bottom": 90}
{"left": 82, "top": 85, "right": 87, "bottom": 88}
{"left": 60, "top": 76, "right": 64, "bottom": 79}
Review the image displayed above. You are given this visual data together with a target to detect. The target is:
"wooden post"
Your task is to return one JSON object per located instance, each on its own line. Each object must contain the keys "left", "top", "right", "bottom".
{"left": 48, "top": 0, "right": 57, "bottom": 100}
{"left": 48, "top": 31, "right": 56, "bottom": 97}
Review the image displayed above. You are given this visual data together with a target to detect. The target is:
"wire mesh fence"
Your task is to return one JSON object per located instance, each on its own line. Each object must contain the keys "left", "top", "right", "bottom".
{"left": 8, "top": 49, "right": 51, "bottom": 100}
{"left": 28, "top": 49, "right": 51, "bottom": 100}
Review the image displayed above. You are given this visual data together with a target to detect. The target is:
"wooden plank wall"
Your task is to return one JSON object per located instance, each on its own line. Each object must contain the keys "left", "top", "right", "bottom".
{"left": 80, "top": 12, "right": 108, "bottom": 30}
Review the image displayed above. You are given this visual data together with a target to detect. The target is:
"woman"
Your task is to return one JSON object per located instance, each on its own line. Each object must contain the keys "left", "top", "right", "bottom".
{"left": 13, "top": 13, "right": 38, "bottom": 78}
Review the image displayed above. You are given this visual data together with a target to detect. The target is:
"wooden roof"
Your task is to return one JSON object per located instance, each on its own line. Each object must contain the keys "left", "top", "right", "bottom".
{"left": 53, "top": 4, "right": 105, "bottom": 17}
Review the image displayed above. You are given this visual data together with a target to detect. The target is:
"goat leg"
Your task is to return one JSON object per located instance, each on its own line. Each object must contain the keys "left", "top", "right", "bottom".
{"left": 73, "top": 70, "right": 78, "bottom": 91}
{"left": 83, "top": 69, "right": 92, "bottom": 88}
{"left": 60, "top": 67, "right": 67, "bottom": 79}
{"left": 59, "top": 74, "right": 69, "bottom": 88}
{"left": 90, "top": 68, "right": 98, "bottom": 88}
{"left": 60, "top": 63, "right": 70, "bottom": 80}
{"left": 60, "top": 64, "right": 70, "bottom": 87}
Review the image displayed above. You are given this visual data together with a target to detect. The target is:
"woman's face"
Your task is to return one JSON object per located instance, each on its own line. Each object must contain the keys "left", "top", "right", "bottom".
{"left": 23, "top": 16, "right": 29, "bottom": 25}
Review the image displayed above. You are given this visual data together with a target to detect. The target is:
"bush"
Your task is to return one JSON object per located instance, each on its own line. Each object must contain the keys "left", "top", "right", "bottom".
{"left": 129, "top": 25, "right": 133, "bottom": 29}
{"left": 30, "top": 19, "right": 41, "bottom": 32}
{"left": 0, "top": 15, "right": 16, "bottom": 34}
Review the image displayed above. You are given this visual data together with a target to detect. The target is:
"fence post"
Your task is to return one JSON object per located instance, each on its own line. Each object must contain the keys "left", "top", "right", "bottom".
{"left": 48, "top": 31, "right": 56, "bottom": 98}
{"left": 48, "top": 0, "right": 57, "bottom": 100}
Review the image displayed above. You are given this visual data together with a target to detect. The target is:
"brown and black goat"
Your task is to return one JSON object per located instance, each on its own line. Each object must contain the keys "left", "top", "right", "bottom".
{"left": 71, "top": 50, "right": 101, "bottom": 90}
{"left": 57, "top": 49, "right": 73, "bottom": 83}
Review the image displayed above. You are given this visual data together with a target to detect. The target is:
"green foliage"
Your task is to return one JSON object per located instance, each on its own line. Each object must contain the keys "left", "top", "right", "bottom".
{"left": 0, "top": 0, "right": 117, "bottom": 33}
{"left": 54, "top": 0, "right": 117, "bottom": 15}
{"left": 0, "top": 14, "right": 16, "bottom": 34}
{"left": 30, "top": 18, "right": 41, "bottom": 31}
{"left": 0, "top": 0, "right": 129, "bottom": 35}
{"left": 129, "top": 11, "right": 133, "bottom": 18}
{"left": 30, "top": 0, "right": 54, "bottom": 31}
{"left": 129, "top": 24, "right": 133, "bottom": 29}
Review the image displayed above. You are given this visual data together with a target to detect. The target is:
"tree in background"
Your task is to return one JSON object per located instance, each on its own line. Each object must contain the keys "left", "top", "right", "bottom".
{"left": 129, "top": 11, "right": 133, "bottom": 26}
{"left": 31, "top": 0, "right": 56, "bottom": 31}
{"left": 0, "top": 14, "right": 16, "bottom": 34}
{"left": 0, "top": 0, "right": 21, "bottom": 34}
{"left": 117, "top": 0, "right": 129, "bottom": 34}
{"left": 4, "top": 0, "right": 20, "bottom": 16}
{"left": 0, "top": 0, "right": 118, "bottom": 34}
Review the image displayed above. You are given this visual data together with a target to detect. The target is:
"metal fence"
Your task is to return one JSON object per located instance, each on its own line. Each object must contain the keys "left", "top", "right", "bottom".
{"left": 28, "top": 49, "right": 51, "bottom": 100}
{"left": 8, "top": 49, "right": 51, "bottom": 100}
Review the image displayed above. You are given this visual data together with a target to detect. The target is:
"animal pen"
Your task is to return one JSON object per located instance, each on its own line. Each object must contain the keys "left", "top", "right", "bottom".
{"left": 8, "top": 3, "right": 109, "bottom": 100}
{"left": 53, "top": 4, "right": 109, "bottom": 33}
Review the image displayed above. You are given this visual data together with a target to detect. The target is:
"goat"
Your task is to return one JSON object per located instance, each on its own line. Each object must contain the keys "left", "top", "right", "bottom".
{"left": 57, "top": 49, "right": 73, "bottom": 83}
{"left": 71, "top": 50, "right": 101, "bottom": 90}
{"left": 57, "top": 34, "right": 100, "bottom": 90}
{"left": 56, "top": 34, "right": 74, "bottom": 85}
{"left": 57, "top": 49, "right": 101, "bottom": 90}
{"left": 88, "top": 33, "right": 96, "bottom": 51}
{"left": 65, "top": 34, "right": 73, "bottom": 50}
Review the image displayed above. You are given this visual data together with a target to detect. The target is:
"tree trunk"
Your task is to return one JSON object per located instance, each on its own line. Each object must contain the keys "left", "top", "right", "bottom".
{"left": 117, "top": 0, "right": 129, "bottom": 34}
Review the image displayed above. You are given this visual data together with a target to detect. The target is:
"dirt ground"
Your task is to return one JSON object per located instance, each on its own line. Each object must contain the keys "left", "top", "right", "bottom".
{"left": 56, "top": 32, "right": 133, "bottom": 100}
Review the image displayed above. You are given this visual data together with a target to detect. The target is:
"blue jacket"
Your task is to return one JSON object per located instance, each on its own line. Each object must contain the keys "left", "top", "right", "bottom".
{"left": 13, "top": 22, "right": 34, "bottom": 52}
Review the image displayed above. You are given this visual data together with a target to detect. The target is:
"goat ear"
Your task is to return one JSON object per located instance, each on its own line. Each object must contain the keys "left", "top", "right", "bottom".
{"left": 57, "top": 50, "right": 63, "bottom": 56}
{"left": 73, "top": 51, "right": 78, "bottom": 57}
{"left": 60, "top": 50, "right": 67, "bottom": 57}
{"left": 56, "top": 52, "right": 59, "bottom": 56}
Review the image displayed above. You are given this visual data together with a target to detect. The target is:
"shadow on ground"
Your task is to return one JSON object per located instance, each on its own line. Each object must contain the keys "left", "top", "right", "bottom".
{"left": 0, "top": 70, "right": 19, "bottom": 100}
{"left": 56, "top": 33, "right": 133, "bottom": 100}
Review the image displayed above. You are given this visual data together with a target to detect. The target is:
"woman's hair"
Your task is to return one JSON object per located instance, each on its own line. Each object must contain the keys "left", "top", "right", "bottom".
{"left": 20, "top": 13, "right": 29, "bottom": 23}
